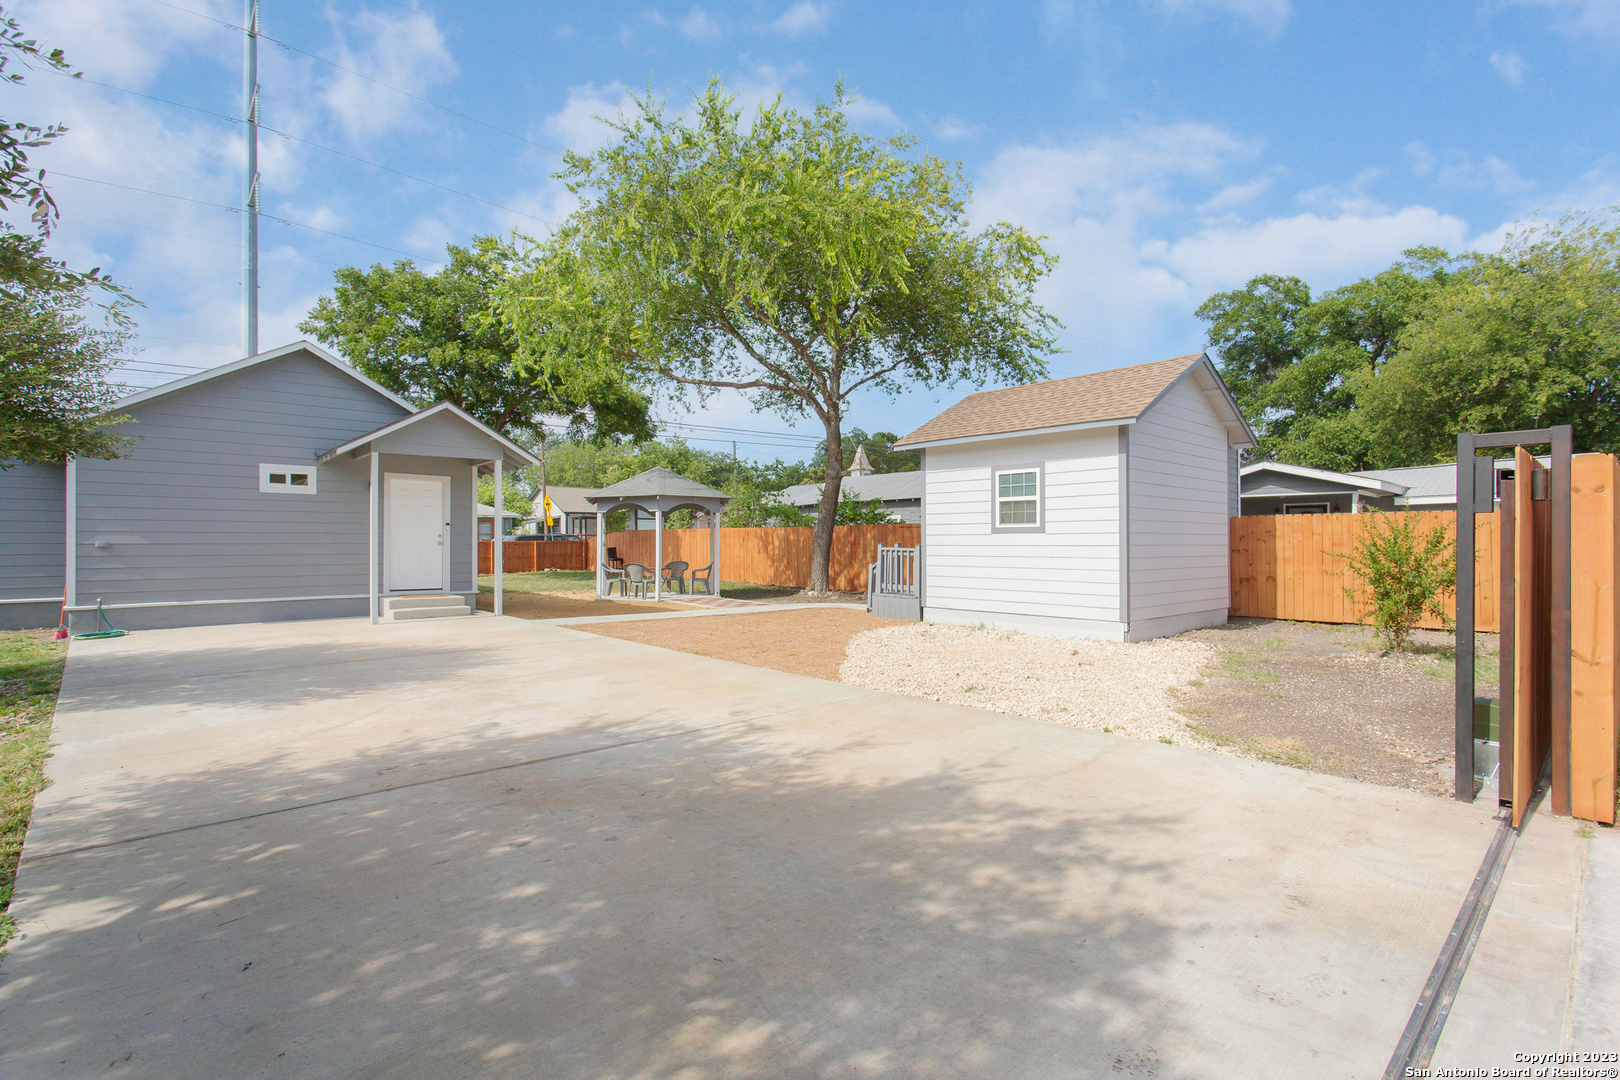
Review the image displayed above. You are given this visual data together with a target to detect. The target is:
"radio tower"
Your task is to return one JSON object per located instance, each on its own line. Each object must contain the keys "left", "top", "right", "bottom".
{"left": 241, "top": 0, "right": 260, "bottom": 358}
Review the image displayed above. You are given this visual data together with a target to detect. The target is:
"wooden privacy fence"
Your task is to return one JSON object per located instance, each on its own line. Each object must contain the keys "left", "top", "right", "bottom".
{"left": 590, "top": 524, "right": 922, "bottom": 592}
{"left": 479, "top": 539, "right": 591, "bottom": 574}
{"left": 1230, "top": 511, "right": 1501, "bottom": 632}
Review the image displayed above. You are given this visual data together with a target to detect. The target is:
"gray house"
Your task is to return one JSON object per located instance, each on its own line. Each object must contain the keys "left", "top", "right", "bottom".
{"left": 773, "top": 472, "right": 923, "bottom": 524}
{"left": 0, "top": 341, "right": 536, "bottom": 632}
{"left": 1238, "top": 459, "right": 1531, "bottom": 515}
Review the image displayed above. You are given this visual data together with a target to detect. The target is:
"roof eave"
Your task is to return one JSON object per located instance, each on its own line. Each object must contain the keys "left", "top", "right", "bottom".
{"left": 896, "top": 415, "right": 1136, "bottom": 451}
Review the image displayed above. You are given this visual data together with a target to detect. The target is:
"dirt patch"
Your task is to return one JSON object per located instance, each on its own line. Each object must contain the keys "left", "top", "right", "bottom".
{"left": 577, "top": 607, "right": 905, "bottom": 682}
{"left": 477, "top": 591, "right": 687, "bottom": 620}
{"left": 1174, "top": 618, "right": 1499, "bottom": 796}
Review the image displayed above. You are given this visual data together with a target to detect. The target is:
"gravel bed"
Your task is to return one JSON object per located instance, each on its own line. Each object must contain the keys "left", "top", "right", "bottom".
{"left": 839, "top": 622, "right": 1215, "bottom": 744}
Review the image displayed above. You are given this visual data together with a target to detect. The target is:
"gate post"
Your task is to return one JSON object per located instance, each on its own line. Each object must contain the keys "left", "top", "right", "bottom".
{"left": 1456, "top": 434, "right": 1476, "bottom": 801}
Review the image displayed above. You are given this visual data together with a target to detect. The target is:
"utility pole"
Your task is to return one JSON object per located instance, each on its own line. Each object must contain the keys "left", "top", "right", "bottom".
{"left": 241, "top": 0, "right": 260, "bottom": 358}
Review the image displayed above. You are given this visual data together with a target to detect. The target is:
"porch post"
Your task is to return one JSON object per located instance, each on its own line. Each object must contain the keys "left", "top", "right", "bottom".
{"left": 369, "top": 451, "right": 379, "bottom": 624}
{"left": 654, "top": 507, "right": 663, "bottom": 601}
{"left": 596, "top": 510, "right": 606, "bottom": 598}
{"left": 712, "top": 506, "right": 721, "bottom": 599}
{"left": 64, "top": 456, "right": 77, "bottom": 627}
{"left": 470, "top": 466, "right": 478, "bottom": 592}
{"left": 493, "top": 457, "right": 504, "bottom": 616}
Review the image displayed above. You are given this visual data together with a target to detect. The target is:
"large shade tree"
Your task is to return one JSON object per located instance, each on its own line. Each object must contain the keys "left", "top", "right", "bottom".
{"left": 500, "top": 83, "right": 1060, "bottom": 591}
{"left": 1, "top": 7, "right": 135, "bottom": 466}
{"left": 300, "top": 236, "right": 653, "bottom": 441}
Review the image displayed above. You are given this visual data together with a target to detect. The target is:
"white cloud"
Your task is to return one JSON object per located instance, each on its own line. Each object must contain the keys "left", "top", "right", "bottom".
{"left": 317, "top": 8, "right": 457, "bottom": 140}
{"left": 772, "top": 2, "right": 832, "bottom": 36}
{"left": 1199, "top": 176, "right": 1273, "bottom": 211}
{"left": 970, "top": 123, "right": 1471, "bottom": 361}
{"left": 1490, "top": 49, "right": 1527, "bottom": 84}
{"left": 1150, "top": 208, "right": 1470, "bottom": 289}
{"left": 842, "top": 94, "right": 900, "bottom": 129}
{"left": 1154, "top": 0, "right": 1293, "bottom": 33}
{"left": 932, "top": 117, "right": 986, "bottom": 141}
{"left": 544, "top": 83, "right": 634, "bottom": 155}
{"left": 1405, "top": 142, "right": 1536, "bottom": 196}
{"left": 1506, "top": 0, "right": 1620, "bottom": 40}
{"left": 679, "top": 7, "right": 722, "bottom": 40}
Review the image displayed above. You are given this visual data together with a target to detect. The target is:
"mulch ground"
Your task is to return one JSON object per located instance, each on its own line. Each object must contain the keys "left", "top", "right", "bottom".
{"left": 1174, "top": 618, "right": 1500, "bottom": 796}
{"left": 575, "top": 608, "right": 906, "bottom": 682}
{"left": 477, "top": 592, "right": 688, "bottom": 620}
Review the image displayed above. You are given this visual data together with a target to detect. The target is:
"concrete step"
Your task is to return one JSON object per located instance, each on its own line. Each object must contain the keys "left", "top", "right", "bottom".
{"left": 389, "top": 604, "right": 472, "bottom": 621}
{"left": 382, "top": 595, "right": 472, "bottom": 621}
{"left": 385, "top": 594, "right": 466, "bottom": 611}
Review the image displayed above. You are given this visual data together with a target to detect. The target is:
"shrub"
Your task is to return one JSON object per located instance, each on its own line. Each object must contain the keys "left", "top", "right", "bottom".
{"left": 1340, "top": 511, "right": 1457, "bottom": 651}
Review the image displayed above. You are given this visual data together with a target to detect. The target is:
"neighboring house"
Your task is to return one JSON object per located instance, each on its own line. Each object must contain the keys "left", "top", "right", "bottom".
{"left": 895, "top": 353, "right": 1255, "bottom": 643}
{"left": 521, "top": 485, "right": 598, "bottom": 536}
{"left": 476, "top": 504, "right": 526, "bottom": 540}
{"left": 1238, "top": 459, "right": 1538, "bottom": 515}
{"left": 0, "top": 341, "right": 536, "bottom": 632}
{"left": 1237, "top": 462, "right": 1405, "bottom": 515}
{"left": 773, "top": 471, "right": 923, "bottom": 524}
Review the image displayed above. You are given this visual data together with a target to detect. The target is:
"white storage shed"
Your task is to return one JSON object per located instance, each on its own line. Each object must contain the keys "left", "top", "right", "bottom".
{"left": 894, "top": 353, "right": 1255, "bottom": 642}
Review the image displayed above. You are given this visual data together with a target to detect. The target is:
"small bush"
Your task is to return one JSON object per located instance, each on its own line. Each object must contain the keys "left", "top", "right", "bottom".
{"left": 1340, "top": 511, "right": 1457, "bottom": 652}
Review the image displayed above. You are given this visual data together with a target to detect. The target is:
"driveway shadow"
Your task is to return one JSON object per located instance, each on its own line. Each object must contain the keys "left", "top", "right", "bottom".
{"left": 0, "top": 719, "right": 1209, "bottom": 1079}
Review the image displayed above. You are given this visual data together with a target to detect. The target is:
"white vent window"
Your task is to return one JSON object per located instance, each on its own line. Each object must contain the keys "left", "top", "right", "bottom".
{"left": 260, "top": 463, "right": 317, "bottom": 494}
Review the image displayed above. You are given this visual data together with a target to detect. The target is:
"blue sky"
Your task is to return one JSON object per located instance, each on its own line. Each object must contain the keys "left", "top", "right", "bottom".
{"left": 14, "top": 0, "right": 1620, "bottom": 462}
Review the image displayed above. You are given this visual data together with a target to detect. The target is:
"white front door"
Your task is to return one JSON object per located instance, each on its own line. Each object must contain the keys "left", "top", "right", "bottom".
{"left": 386, "top": 475, "right": 448, "bottom": 591}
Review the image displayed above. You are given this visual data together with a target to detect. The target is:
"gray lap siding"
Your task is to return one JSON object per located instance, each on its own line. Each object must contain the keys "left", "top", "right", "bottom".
{"left": 72, "top": 353, "right": 410, "bottom": 613}
{"left": 0, "top": 463, "right": 67, "bottom": 629}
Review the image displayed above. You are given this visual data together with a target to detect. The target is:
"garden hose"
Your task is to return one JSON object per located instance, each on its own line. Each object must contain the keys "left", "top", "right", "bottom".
{"left": 75, "top": 598, "right": 128, "bottom": 640}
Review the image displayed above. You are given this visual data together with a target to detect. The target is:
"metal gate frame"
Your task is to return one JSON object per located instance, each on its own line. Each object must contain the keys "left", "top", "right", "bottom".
{"left": 1455, "top": 426, "right": 1573, "bottom": 811}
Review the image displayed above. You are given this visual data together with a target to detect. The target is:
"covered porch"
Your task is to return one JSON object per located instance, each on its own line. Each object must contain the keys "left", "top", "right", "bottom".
{"left": 318, "top": 401, "right": 538, "bottom": 622}
{"left": 587, "top": 467, "right": 731, "bottom": 601}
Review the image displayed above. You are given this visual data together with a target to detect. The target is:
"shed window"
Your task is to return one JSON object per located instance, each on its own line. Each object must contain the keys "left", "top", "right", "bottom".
{"left": 996, "top": 469, "right": 1041, "bottom": 527}
{"left": 1283, "top": 502, "right": 1329, "bottom": 514}
{"left": 259, "top": 463, "right": 317, "bottom": 494}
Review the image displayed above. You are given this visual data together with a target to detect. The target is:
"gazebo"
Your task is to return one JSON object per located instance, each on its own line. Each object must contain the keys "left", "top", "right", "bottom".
{"left": 587, "top": 467, "right": 731, "bottom": 600}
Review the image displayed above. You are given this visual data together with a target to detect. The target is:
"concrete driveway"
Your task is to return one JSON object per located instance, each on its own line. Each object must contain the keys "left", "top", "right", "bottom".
{"left": 0, "top": 614, "right": 1525, "bottom": 1077}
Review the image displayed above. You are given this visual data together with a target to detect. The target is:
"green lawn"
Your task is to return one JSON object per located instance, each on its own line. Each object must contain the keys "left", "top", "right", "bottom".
{"left": 478, "top": 570, "right": 803, "bottom": 602}
{"left": 0, "top": 630, "right": 66, "bottom": 950}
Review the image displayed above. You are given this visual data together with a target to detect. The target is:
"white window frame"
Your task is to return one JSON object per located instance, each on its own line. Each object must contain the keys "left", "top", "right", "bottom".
{"left": 1283, "top": 501, "right": 1331, "bottom": 515}
{"left": 259, "top": 463, "right": 317, "bottom": 494}
{"left": 991, "top": 464, "right": 1044, "bottom": 533}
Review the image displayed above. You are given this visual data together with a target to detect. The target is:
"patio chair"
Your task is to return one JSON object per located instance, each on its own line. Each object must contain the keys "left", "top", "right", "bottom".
{"left": 605, "top": 546, "right": 625, "bottom": 570}
{"left": 690, "top": 563, "right": 714, "bottom": 595}
{"left": 661, "top": 560, "right": 689, "bottom": 594}
{"left": 621, "top": 563, "right": 652, "bottom": 599}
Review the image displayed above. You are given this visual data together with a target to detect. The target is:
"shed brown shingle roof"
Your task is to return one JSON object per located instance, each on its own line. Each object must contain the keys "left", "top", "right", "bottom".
{"left": 894, "top": 353, "right": 1207, "bottom": 448}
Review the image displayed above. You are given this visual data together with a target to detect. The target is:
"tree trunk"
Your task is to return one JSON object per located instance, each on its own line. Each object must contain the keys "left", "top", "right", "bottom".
{"left": 808, "top": 415, "right": 844, "bottom": 592}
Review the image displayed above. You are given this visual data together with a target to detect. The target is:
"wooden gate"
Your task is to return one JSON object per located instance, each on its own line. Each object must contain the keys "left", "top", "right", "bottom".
{"left": 869, "top": 544, "right": 921, "bottom": 621}
{"left": 1495, "top": 449, "right": 1619, "bottom": 826}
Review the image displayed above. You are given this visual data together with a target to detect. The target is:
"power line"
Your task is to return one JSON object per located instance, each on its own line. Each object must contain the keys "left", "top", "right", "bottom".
{"left": 135, "top": 0, "right": 568, "bottom": 158}
{"left": 56, "top": 70, "right": 555, "bottom": 228}
{"left": 658, "top": 419, "right": 822, "bottom": 443}
{"left": 51, "top": 172, "right": 421, "bottom": 259}
{"left": 130, "top": 336, "right": 238, "bottom": 348}
{"left": 63, "top": 211, "right": 341, "bottom": 266}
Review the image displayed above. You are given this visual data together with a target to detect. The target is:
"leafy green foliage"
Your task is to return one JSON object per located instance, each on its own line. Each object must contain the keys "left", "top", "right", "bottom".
{"left": 300, "top": 237, "right": 652, "bottom": 440}
{"left": 804, "top": 428, "right": 919, "bottom": 477}
{"left": 1340, "top": 511, "right": 1457, "bottom": 652}
{"left": 1197, "top": 253, "right": 1454, "bottom": 469}
{"left": 1, "top": 281, "right": 132, "bottom": 465}
{"left": 832, "top": 488, "right": 898, "bottom": 525}
{"left": 500, "top": 81, "right": 1057, "bottom": 588}
{"left": 1354, "top": 213, "right": 1620, "bottom": 463}
{"left": 1201, "top": 212, "right": 1620, "bottom": 469}
{"left": 0, "top": 630, "right": 65, "bottom": 950}
{"left": 476, "top": 475, "right": 533, "bottom": 523}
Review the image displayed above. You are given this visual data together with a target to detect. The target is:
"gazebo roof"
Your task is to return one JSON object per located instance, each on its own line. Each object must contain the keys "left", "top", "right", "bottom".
{"left": 587, "top": 466, "right": 731, "bottom": 506}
